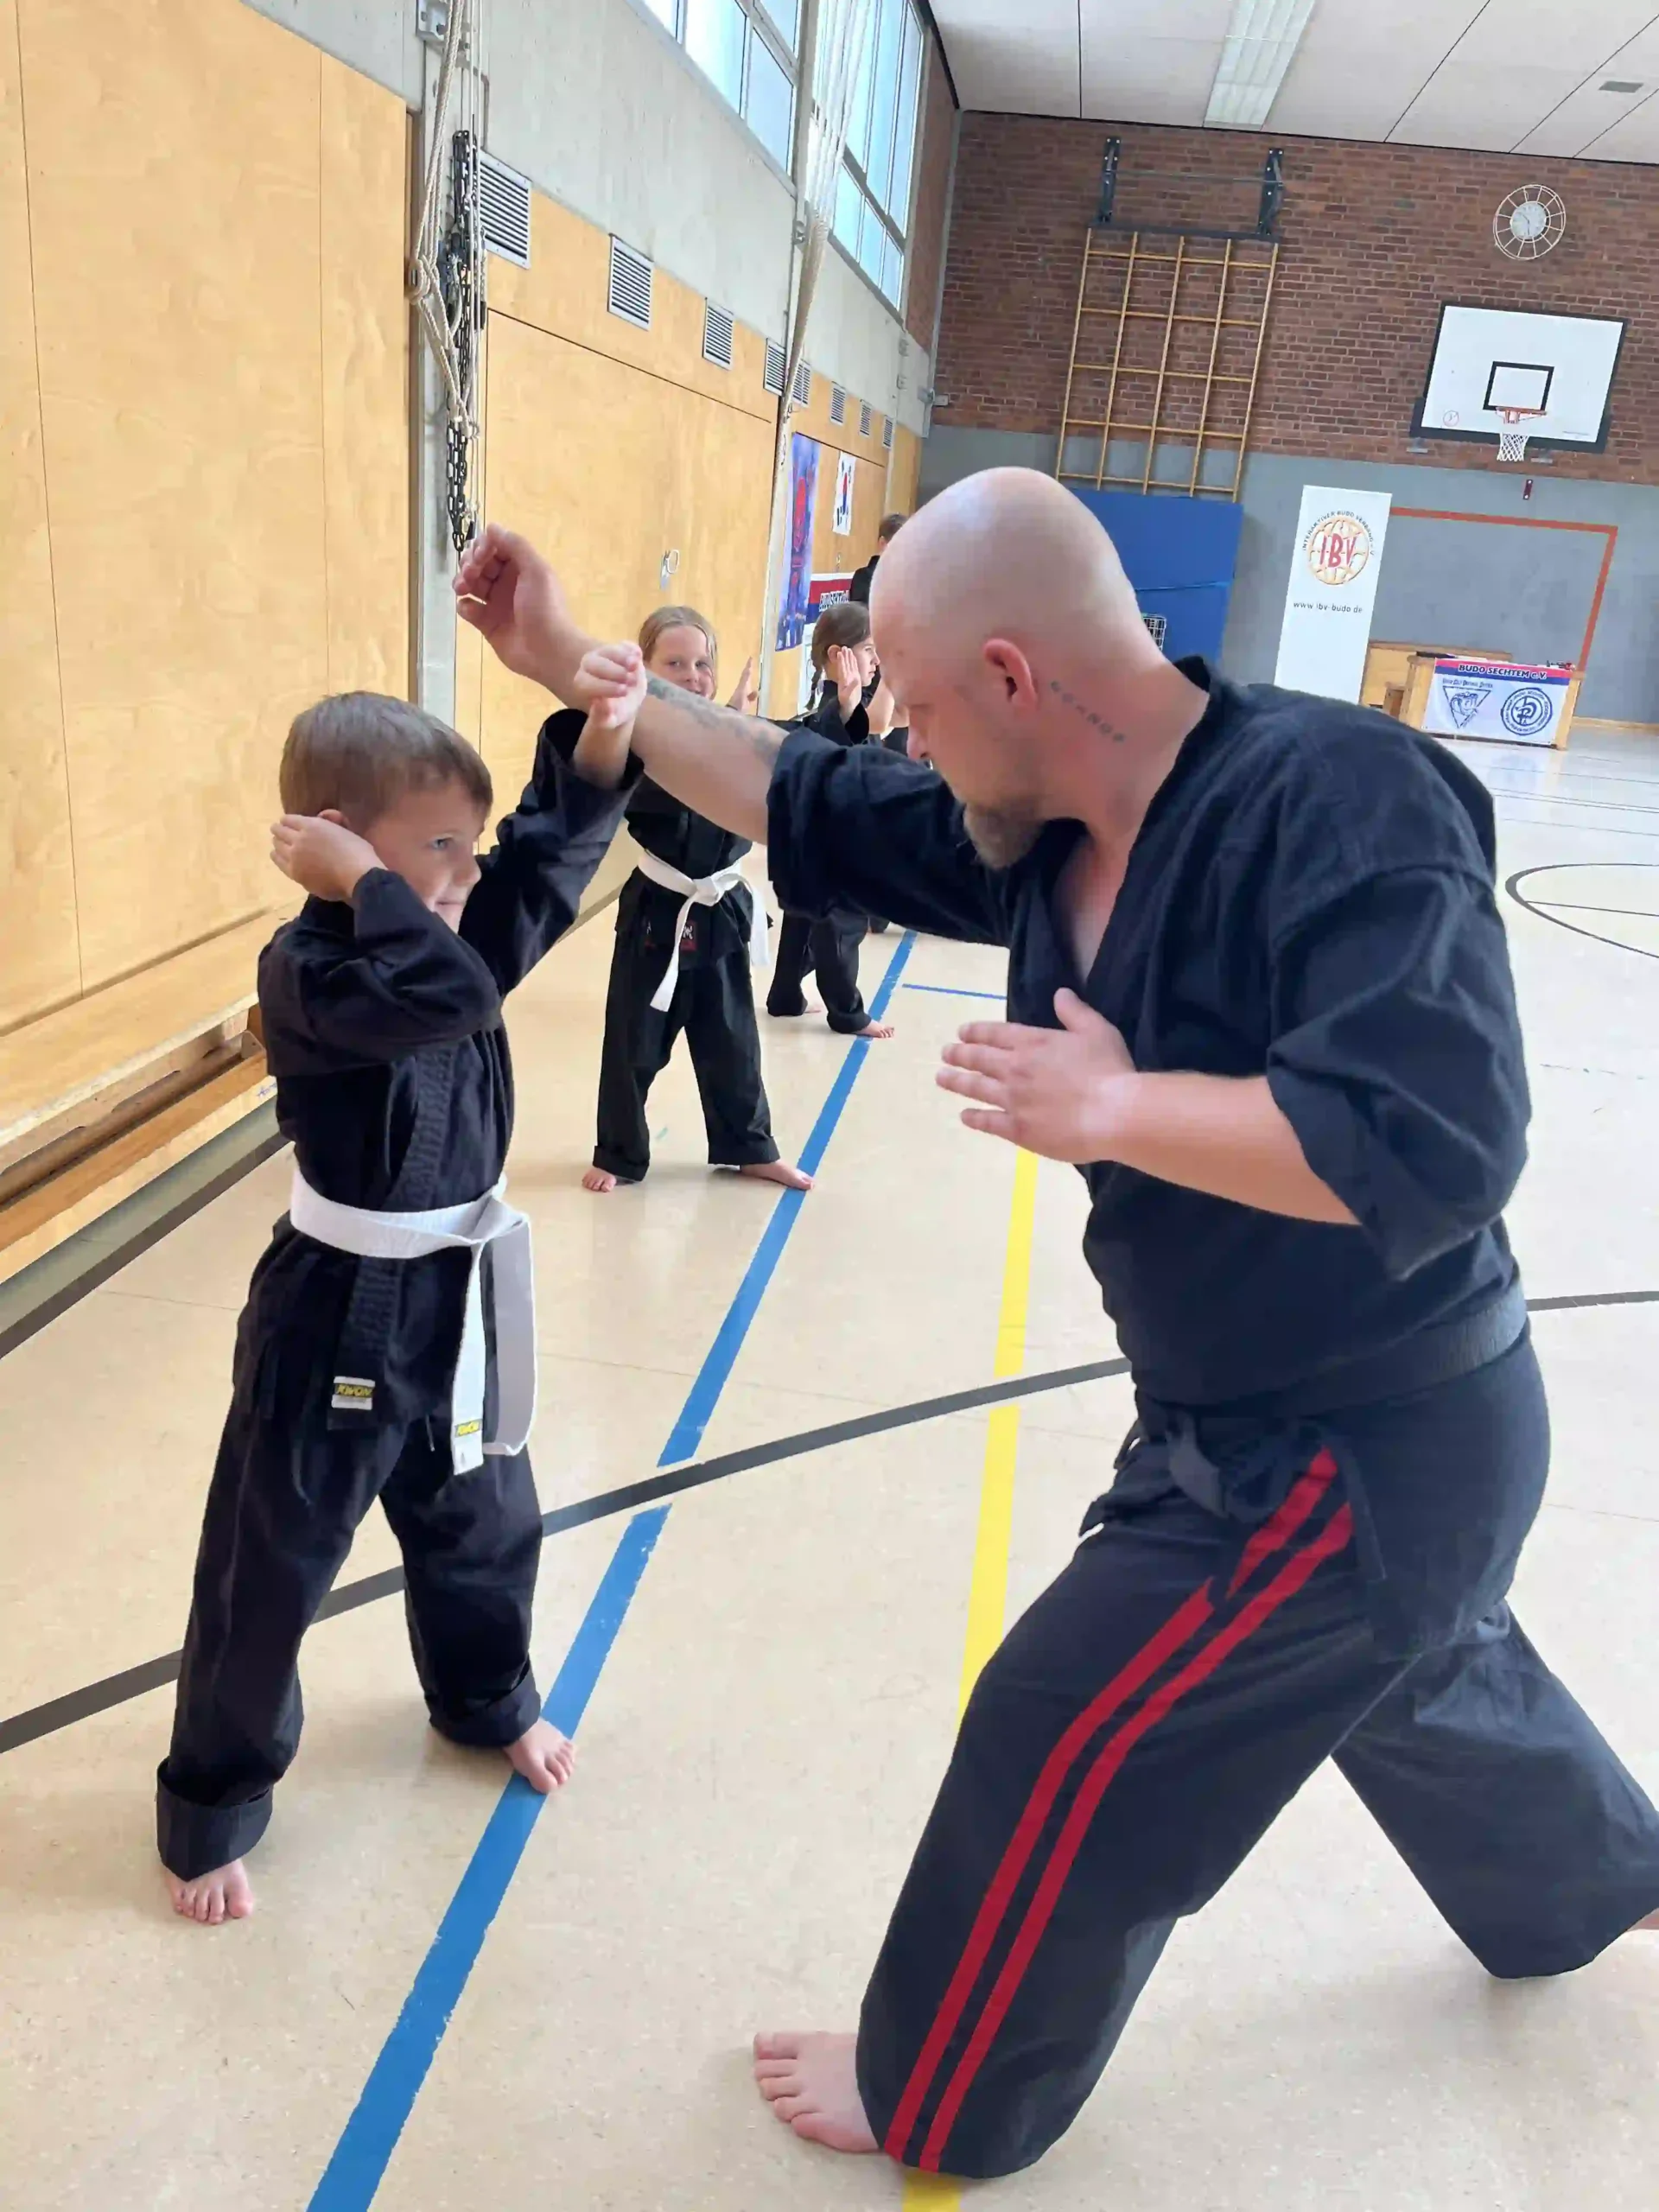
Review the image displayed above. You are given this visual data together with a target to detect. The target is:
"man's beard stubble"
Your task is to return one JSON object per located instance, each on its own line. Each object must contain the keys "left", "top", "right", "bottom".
{"left": 963, "top": 803, "right": 1043, "bottom": 870}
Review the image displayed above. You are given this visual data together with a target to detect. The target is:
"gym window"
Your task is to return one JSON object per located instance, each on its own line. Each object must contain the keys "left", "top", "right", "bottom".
{"left": 829, "top": 0, "right": 924, "bottom": 308}
{"left": 645, "top": 0, "right": 799, "bottom": 174}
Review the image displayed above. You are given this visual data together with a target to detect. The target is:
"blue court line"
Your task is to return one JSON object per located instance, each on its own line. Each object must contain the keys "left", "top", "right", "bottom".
{"left": 902, "top": 982, "right": 1005, "bottom": 1002}
{"left": 307, "top": 929, "right": 916, "bottom": 2209}
{"left": 308, "top": 1509, "right": 666, "bottom": 2211}
{"left": 656, "top": 927, "right": 915, "bottom": 1466}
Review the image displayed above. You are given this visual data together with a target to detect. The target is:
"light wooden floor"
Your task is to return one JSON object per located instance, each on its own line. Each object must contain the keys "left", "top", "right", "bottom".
{"left": 3, "top": 733, "right": 1659, "bottom": 2210}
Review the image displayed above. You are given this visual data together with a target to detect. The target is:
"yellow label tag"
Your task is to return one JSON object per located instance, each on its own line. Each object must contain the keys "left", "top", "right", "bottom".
{"left": 454, "top": 1418, "right": 482, "bottom": 1438}
{"left": 330, "top": 1376, "right": 375, "bottom": 1411}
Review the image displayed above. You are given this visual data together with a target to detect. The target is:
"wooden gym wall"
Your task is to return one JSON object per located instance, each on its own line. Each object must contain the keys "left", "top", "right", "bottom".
{"left": 0, "top": 0, "right": 409, "bottom": 1039}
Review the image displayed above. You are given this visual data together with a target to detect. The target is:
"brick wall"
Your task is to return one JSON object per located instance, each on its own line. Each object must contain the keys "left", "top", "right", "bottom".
{"left": 934, "top": 112, "right": 1659, "bottom": 481}
{"left": 903, "top": 34, "right": 957, "bottom": 355}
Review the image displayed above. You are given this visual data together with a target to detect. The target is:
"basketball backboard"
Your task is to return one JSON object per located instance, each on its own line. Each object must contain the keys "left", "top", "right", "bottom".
{"left": 1412, "top": 304, "right": 1624, "bottom": 453}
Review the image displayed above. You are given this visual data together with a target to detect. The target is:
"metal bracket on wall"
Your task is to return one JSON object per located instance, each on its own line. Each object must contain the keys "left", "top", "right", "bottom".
{"left": 417, "top": 3, "right": 451, "bottom": 48}
{"left": 1096, "top": 137, "right": 1121, "bottom": 228}
{"left": 1256, "top": 149, "right": 1284, "bottom": 240}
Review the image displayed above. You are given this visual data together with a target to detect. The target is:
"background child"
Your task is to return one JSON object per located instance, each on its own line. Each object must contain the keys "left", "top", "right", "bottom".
{"left": 157, "top": 684, "right": 634, "bottom": 1926}
{"left": 579, "top": 606, "right": 811, "bottom": 1195}
{"left": 767, "top": 602, "right": 896, "bottom": 1040}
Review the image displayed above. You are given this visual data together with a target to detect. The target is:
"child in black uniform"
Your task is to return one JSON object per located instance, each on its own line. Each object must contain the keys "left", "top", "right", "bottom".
{"left": 582, "top": 605, "right": 812, "bottom": 1193}
{"left": 157, "top": 683, "right": 635, "bottom": 1924}
{"left": 767, "top": 601, "right": 896, "bottom": 1039}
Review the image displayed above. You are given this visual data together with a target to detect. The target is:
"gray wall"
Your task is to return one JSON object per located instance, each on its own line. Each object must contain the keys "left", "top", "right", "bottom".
{"left": 239, "top": 0, "right": 931, "bottom": 433}
{"left": 915, "top": 428, "right": 1659, "bottom": 723}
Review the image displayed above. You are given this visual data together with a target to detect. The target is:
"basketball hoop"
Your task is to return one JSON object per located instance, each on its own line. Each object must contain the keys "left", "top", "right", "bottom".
{"left": 1497, "top": 407, "right": 1544, "bottom": 462}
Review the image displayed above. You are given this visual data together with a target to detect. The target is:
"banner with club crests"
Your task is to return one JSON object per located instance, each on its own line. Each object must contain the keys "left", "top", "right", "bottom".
{"left": 1423, "top": 659, "right": 1570, "bottom": 747}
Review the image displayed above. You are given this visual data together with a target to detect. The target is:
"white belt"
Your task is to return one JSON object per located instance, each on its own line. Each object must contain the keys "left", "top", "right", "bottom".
{"left": 288, "top": 1166, "right": 536, "bottom": 1476}
{"left": 630, "top": 838, "right": 770, "bottom": 1011}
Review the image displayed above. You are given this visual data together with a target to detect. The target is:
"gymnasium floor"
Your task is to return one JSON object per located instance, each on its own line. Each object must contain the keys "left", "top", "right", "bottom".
{"left": 3, "top": 727, "right": 1658, "bottom": 2212}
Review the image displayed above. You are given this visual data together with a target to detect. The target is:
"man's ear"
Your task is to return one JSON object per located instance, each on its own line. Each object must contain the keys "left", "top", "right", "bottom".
{"left": 983, "top": 638, "right": 1039, "bottom": 709}
{"left": 318, "top": 807, "right": 349, "bottom": 828}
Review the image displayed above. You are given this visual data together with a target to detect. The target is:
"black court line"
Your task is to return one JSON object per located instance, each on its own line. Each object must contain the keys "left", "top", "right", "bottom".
{"left": 0, "top": 1354, "right": 1132, "bottom": 1758}
{"left": 1527, "top": 899, "right": 1659, "bottom": 920}
{"left": 0, "top": 1124, "right": 289, "bottom": 1364}
{"left": 1505, "top": 864, "right": 1659, "bottom": 963}
{"left": 13, "top": 1285, "right": 1659, "bottom": 1762}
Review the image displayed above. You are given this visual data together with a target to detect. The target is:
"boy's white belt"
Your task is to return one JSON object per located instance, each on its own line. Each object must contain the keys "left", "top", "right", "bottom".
{"left": 288, "top": 1166, "right": 535, "bottom": 1476}
{"left": 630, "top": 839, "right": 770, "bottom": 1010}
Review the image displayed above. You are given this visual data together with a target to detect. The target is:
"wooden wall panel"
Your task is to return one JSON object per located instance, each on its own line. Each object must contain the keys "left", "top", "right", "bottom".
{"left": 21, "top": 0, "right": 328, "bottom": 992}
{"left": 480, "top": 311, "right": 773, "bottom": 799}
{"left": 0, "top": 0, "right": 79, "bottom": 1029}
{"left": 888, "top": 422, "right": 923, "bottom": 516}
{"left": 321, "top": 58, "right": 410, "bottom": 699}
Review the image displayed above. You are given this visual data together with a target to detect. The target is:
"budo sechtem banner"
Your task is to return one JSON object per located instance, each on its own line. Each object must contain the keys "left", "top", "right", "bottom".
{"left": 1274, "top": 486, "right": 1393, "bottom": 702}
{"left": 1422, "top": 659, "right": 1570, "bottom": 747}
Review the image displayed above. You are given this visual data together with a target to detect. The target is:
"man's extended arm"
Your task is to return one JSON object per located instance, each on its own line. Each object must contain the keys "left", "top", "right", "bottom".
{"left": 455, "top": 524, "right": 780, "bottom": 842}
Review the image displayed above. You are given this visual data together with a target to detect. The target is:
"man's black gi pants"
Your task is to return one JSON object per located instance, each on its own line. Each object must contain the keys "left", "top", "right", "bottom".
{"left": 157, "top": 1359, "right": 543, "bottom": 1879}
{"left": 858, "top": 1337, "right": 1659, "bottom": 2179}
{"left": 594, "top": 927, "right": 776, "bottom": 1184}
{"left": 766, "top": 911, "right": 871, "bottom": 1033}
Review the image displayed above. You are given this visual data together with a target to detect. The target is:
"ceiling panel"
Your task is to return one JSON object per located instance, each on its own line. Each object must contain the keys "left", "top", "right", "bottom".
{"left": 1389, "top": 64, "right": 1592, "bottom": 150}
{"left": 1446, "top": 0, "right": 1659, "bottom": 75}
{"left": 935, "top": 0, "right": 1079, "bottom": 112}
{"left": 1516, "top": 79, "right": 1655, "bottom": 157}
{"left": 1080, "top": 37, "right": 1227, "bottom": 126}
{"left": 1577, "top": 92, "right": 1659, "bottom": 157}
{"left": 925, "top": 0, "right": 1659, "bottom": 162}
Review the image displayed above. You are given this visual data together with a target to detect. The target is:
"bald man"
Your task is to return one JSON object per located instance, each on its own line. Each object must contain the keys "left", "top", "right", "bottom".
{"left": 458, "top": 474, "right": 1659, "bottom": 2181}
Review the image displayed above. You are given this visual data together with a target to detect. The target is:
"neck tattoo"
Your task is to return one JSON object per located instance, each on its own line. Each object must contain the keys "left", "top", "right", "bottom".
{"left": 1050, "top": 678, "right": 1127, "bottom": 742}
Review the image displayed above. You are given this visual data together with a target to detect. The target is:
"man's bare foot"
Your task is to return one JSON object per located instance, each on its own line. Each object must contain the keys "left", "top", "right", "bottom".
{"left": 737, "top": 1160, "right": 814, "bottom": 1192}
{"left": 505, "top": 1718, "right": 575, "bottom": 1793}
{"left": 582, "top": 1166, "right": 618, "bottom": 1193}
{"left": 1636, "top": 1909, "right": 1659, "bottom": 1930}
{"left": 857, "top": 1020, "right": 895, "bottom": 1040}
{"left": 165, "top": 1859, "right": 255, "bottom": 1927}
{"left": 753, "top": 2031, "right": 878, "bottom": 2155}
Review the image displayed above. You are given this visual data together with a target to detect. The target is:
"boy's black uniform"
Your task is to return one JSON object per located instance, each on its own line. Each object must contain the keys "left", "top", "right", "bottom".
{"left": 157, "top": 726, "right": 629, "bottom": 1881}
{"left": 591, "top": 713, "right": 779, "bottom": 1184}
{"left": 763, "top": 660, "right": 1659, "bottom": 2179}
{"left": 766, "top": 690, "right": 880, "bottom": 1034}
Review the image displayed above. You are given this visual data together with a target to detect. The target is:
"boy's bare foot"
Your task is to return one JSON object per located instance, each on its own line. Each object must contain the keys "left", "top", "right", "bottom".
{"left": 858, "top": 1020, "right": 895, "bottom": 1040}
{"left": 505, "top": 1718, "right": 575, "bottom": 1793}
{"left": 582, "top": 1166, "right": 618, "bottom": 1193}
{"left": 753, "top": 2031, "right": 878, "bottom": 2154}
{"left": 737, "top": 1160, "right": 814, "bottom": 1192}
{"left": 165, "top": 1859, "right": 255, "bottom": 1927}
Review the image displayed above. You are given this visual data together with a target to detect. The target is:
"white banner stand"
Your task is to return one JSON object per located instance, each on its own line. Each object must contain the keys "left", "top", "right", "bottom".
{"left": 1274, "top": 486, "right": 1393, "bottom": 702}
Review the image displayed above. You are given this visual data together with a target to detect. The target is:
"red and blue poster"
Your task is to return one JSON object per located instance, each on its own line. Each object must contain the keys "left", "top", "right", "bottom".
{"left": 776, "top": 431, "right": 819, "bottom": 651}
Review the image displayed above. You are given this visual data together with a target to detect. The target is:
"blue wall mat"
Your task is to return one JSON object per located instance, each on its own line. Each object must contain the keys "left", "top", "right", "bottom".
{"left": 1067, "top": 489, "right": 1244, "bottom": 664}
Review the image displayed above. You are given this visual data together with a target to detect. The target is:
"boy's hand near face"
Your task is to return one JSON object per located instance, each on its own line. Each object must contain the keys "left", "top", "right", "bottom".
{"left": 270, "top": 813, "right": 382, "bottom": 903}
{"left": 571, "top": 643, "right": 648, "bottom": 791}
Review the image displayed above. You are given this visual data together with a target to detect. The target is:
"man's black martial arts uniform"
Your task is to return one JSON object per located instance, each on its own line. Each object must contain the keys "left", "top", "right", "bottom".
{"left": 589, "top": 711, "right": 779, "bottom": 1183}
{"left": 765, "top": 659, "right": 1659, "bottom": 2180}
{"left": 766, "top": 690, "right": 883, "bottom": 1033}
{"left": 156, "top": 728, "right": 629, "bottom": 1881}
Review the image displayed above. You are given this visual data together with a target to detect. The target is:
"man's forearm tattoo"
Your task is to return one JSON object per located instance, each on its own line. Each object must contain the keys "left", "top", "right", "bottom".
{"left": 1050, "top": 678, "right": 1127, "bottom": 741}
{"left": 644, "top": 674, "right": 783, "bottom": 765}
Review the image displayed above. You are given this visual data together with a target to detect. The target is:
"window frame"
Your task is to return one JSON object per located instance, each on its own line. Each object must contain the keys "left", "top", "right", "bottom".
{"left": 827, "top": 0, "right": 925, "bottom": 311}
{"left": 651, "top": 0, "right": 800, "bottom": 174}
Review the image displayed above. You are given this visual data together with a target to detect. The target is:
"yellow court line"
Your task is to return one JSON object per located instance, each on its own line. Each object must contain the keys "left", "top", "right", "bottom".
{"left": 903, "top": 1145, "right": 1041, "bottom": 2208}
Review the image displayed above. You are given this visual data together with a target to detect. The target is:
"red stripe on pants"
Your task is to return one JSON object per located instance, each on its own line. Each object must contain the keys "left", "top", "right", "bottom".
{"left": 917, "top": 1504, "right": 1355, "bottom": 2171}
{"left": 1227, "top": 1446, "right": 1338, "bottom": 1597}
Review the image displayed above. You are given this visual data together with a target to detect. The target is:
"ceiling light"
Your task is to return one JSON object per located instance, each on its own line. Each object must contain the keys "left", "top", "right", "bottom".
{"left": 1600, "top": 79, "right": 1643, "bottom": 92}
{"left": 1205, "top": 0, "right": 1317, "bottom": 130}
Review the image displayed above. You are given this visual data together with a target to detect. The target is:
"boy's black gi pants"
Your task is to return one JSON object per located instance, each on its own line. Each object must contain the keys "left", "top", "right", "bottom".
{"left": 766, "top": 911, "right": 872, "bottom": 1034}
{"left": 156, "top": 1351, "right": 543, "bottom": 1880}
{"left": 857, "top": 1334, "right": 1659, "bottom": 2178}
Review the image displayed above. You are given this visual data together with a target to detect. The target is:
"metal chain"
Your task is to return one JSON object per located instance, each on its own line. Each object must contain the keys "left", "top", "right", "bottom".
{"left": 439, "top": 126, "right": 483, "bottom": 557}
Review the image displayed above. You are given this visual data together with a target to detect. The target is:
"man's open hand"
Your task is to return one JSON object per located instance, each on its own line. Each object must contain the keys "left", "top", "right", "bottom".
{"left": 454, "top": 524, "right": 570, "bottom": 689}
{"left": 937, "top": 989, "right": 1136, "bottom": 1161}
